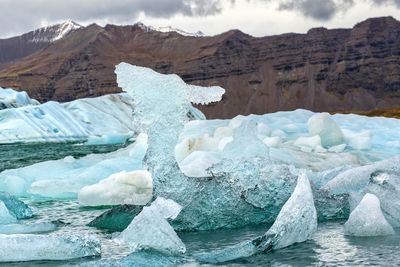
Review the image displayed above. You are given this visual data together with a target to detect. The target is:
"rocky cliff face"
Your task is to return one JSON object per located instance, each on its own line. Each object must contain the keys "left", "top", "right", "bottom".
{"left": 0, "top": 17, "right": 399, "bottom": 119}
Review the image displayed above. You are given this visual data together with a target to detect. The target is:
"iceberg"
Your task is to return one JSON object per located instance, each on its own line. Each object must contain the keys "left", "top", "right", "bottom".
{"left": 78, "top": 170, "right": 153, "bottom": 207}
{"left": 197, "top": 173, "right": 317, "bottom": 263}
{"left": 0, "top": 139, "right": 146, "bottom": 199}
{"left": 344, "top": 193, "right": 395, "bottom": 236}
{"left": 0, "top": 234, "right": 101, "bottom": 262}
{"left": 0, "top": 87, "right": 39, "bottom": 110}
{"left": 0, "top": 93, "right": 135, "bottom": 144}
{"left": 117, "top": 197, "right": 185, "bottom": 255}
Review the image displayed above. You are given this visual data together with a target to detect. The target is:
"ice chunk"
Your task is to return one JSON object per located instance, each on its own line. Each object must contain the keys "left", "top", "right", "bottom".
{"left": 0, "top": 222, "right": 56, "bottom": 234}
{"left": 179, "top": 151, "right": 221, "bottom": 177}
{"left": 0, "top": 88, "right": 39, "bottom": 109}
{"left": 84, "top": 133, "right": 132, "bottom": 145}
{"left": 88, "top": 205, "right": 143, "bottom": 231}
{"left": 263, "top": 136, "right": 282, "bottom": 147}
{"left": 343, "top": 130, "right": 372, "bottom": 150}
{"left": 0, "top": 201, "right": 17, "bottom": 224}
{"left": 0, "top": 93, "right": 135, "bottom": 144}
{"left": 78, "top": 170, "right": 153, "bottom": 207}
{"left": 293, "top": 135, "right": 321, "bottom": 152}
{"left": 0, "top": 140, "right": 146, "bottom": 199}
{"left": 0, "top": 192, "right": 32, "bottom": 219}
{"left": 117, "top": 197, "right": 185, "bottom": 255}
{"left": 328, "top": 144, "right": 346, "bottom": 153}
{"left": 0, "top": 234, "right": 101, "bottom": 262}
{"left": 344, "top": 193, "right": 394, "bottom": 236}
{"left": 308, "top": 113, "right": 344, "bottom": 147}
{"left": 197, "top": 174, "right": 317, "bottom": 263}
{"left": 323, "top": 156, "right": 400, "bottom": 194}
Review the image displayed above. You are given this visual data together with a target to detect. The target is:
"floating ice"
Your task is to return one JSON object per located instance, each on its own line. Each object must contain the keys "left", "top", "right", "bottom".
{"left": 0, "top": 93, "right": 134, "bottom": 144}
{"left": 308, "top": 112, "right": 344, "bottom": 148}
{"left": 0, "top": 201, "right": 17, "bottom": 224}
{"left": 344, "top": 193, "right": 395, "bottom": 236}
{"left": 0, "top": 88, "right": 39, "bottom": 110}
{"left": 78, "top": 170, "right": 153, "bottom": 207}
{"left": 0, "top": 234, "right": 101, "bottom": 262}
{"left": 323, "top": 156, "right": 400, "bottom": 194}
{"left": 293, "top": 135, "right": 322, "bottom": 152}
{"left": 117, "top": 197, "right": 185, "bottom": 255}
{"left": 88, "top": 205, "right": 143, "bottom": 231}
{"left": 0, "top": 192, "right": 32, "bottom": 219}
{"left": 197, "top": 173, "right": 317, "bottom": 263}
{"left": 0, "top": 222, "right": 56, "bottom": 234}
{"left": 0, "top": 140, "right": 146, "bottom": 199}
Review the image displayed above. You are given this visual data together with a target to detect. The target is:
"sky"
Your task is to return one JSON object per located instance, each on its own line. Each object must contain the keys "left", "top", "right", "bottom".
{"left": 1, "top": 0, "right": 400, "bottom": 38}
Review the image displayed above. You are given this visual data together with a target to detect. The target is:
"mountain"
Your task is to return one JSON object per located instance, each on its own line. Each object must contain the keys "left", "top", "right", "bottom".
{"left": 0, "top": 21, "right": 81, "bottom": 64}
{"left": 0, "top": 17, "right": 399, "bottom": 119}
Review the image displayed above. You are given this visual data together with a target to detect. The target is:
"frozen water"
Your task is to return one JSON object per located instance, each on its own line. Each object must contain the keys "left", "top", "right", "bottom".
{"left": 0, "top": 201, "right": 17, "bottom": 224}
{"left": 0, "top": 234, "right": 101, "bottom": 262}
{"left": 0, "top": 222, "right": 56, "bottom": 234}
{"left": 323, "top": 156, "right": 400, "bottom": 194}
{"left": 0, "top": 93, "right": 134, "bottom": 144}
{"left": 0, "top": 88, "right": 39, "bottom": 109}
{"left": 117, "top": 197, "right": 186, "bottom": 255}
{"left": 197, "top": 173, "right": 317, "bottom": 263}
{"left": 344, "top": 193, "right": 395, "bottom": 236}
{"left": 78, "top": 170, "right": 153, "bottom": 207}
{"left": 308, "top": 113, "right": 344, "bottom": 148}
{"left": 0, "top": 140, "right": 146, "bottom": 199}
{"left": 0, "top": 191, "right": 32, "bottom": 219}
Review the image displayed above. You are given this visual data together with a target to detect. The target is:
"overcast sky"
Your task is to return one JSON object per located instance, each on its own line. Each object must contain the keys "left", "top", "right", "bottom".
{"left": 1, "top": 0, "right": 400, "bottom": 38}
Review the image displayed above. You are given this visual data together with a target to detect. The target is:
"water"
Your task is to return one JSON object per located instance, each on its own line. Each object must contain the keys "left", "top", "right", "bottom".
{"left": 1, "top": 143, "right": 399, "bottom": 266}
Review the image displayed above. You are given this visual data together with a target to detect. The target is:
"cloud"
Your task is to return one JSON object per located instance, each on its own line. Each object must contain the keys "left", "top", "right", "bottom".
{"left": 277, "top": 0, "right": 355, "bottom": 21}
{"left": 0, "top": 0, "right": 224, "bottom": 37}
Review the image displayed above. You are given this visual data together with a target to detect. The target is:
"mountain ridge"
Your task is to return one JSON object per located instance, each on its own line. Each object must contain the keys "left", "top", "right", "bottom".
{"left": 0, "top": 16, "right": 399, "bottom": 119}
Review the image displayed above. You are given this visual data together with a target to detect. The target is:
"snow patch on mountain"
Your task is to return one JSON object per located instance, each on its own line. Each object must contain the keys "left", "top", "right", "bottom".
{"left": 29, "top": 21, "right": 81, "bottom": 43}
{"left": 135, "top": 22, "right": 205, "bottom": 37}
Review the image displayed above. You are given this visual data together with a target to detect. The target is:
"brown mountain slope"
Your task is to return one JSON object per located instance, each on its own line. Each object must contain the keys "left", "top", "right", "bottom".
{"left": 0, "top": 17, "right": 399, "bottom": 119}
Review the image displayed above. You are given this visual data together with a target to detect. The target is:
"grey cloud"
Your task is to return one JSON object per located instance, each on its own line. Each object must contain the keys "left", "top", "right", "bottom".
{"left": 277, "top": 0, "right": 355, "bottom": 21}
{"left": 0, "top": 0, "right": 224, "bottom": 38}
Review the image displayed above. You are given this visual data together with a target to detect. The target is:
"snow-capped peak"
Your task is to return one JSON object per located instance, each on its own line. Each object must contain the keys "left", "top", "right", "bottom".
{"left": 135, "top": 22, "right": 205, "bottom": 37}
{"left": 29, "top": 20, "right": 82, "bottom": 43}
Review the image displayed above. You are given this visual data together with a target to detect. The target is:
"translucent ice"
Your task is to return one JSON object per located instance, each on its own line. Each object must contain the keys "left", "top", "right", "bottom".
{"left": 0, "top": 234, "right": 101, "bottom": 262}
{"left": 308, "top": 112, "right": 344, "bottom": 148}
{"left": 323, "top": 156, "right": 400, "bottom": 194}
{"left": 0, "top": 222, "right": 56, "bottom": 234}
{"left": 0, "top": 140, "right": 146, "bottom": 199}
{"left": 197, "top": 174, "right": 317, "bottom": 263}
{"left": 78, "top": 170, "right": 153, "bottom": 207}
{"left": 0, "top": 201, "right": 17, "bottom": 224}
{"left": 0, "top": 93, "right": 134, "bottom": 144}
{"left": 344, "top": 193, "right": 394, "bottom": 236}
{"left": 117, "top": 197, "right": 185, "bottom": 255}
{"left": 0, "top": 87, "right": 39, "bottom": 109}
{"left": 0, "top": 192, "right": 32, "bottom": 219}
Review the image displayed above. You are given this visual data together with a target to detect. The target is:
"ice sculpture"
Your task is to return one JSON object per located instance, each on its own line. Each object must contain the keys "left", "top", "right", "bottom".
{"left": 0, "top": 87, "right": 39, "bottom": 109}
{"left": 78, "top": 170, "right": 153, "bottom": 207}
{"left": 117, "top": 197, "right": 185, "bottom": 255}
{"left": 0, "top": 234, "right": 101, "bottom": 262}
{"left": 197, "top": 173, "right": 317, "bottom": 263}
{"left": 344, "top": 193, "right": 394, "bottom": 236}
